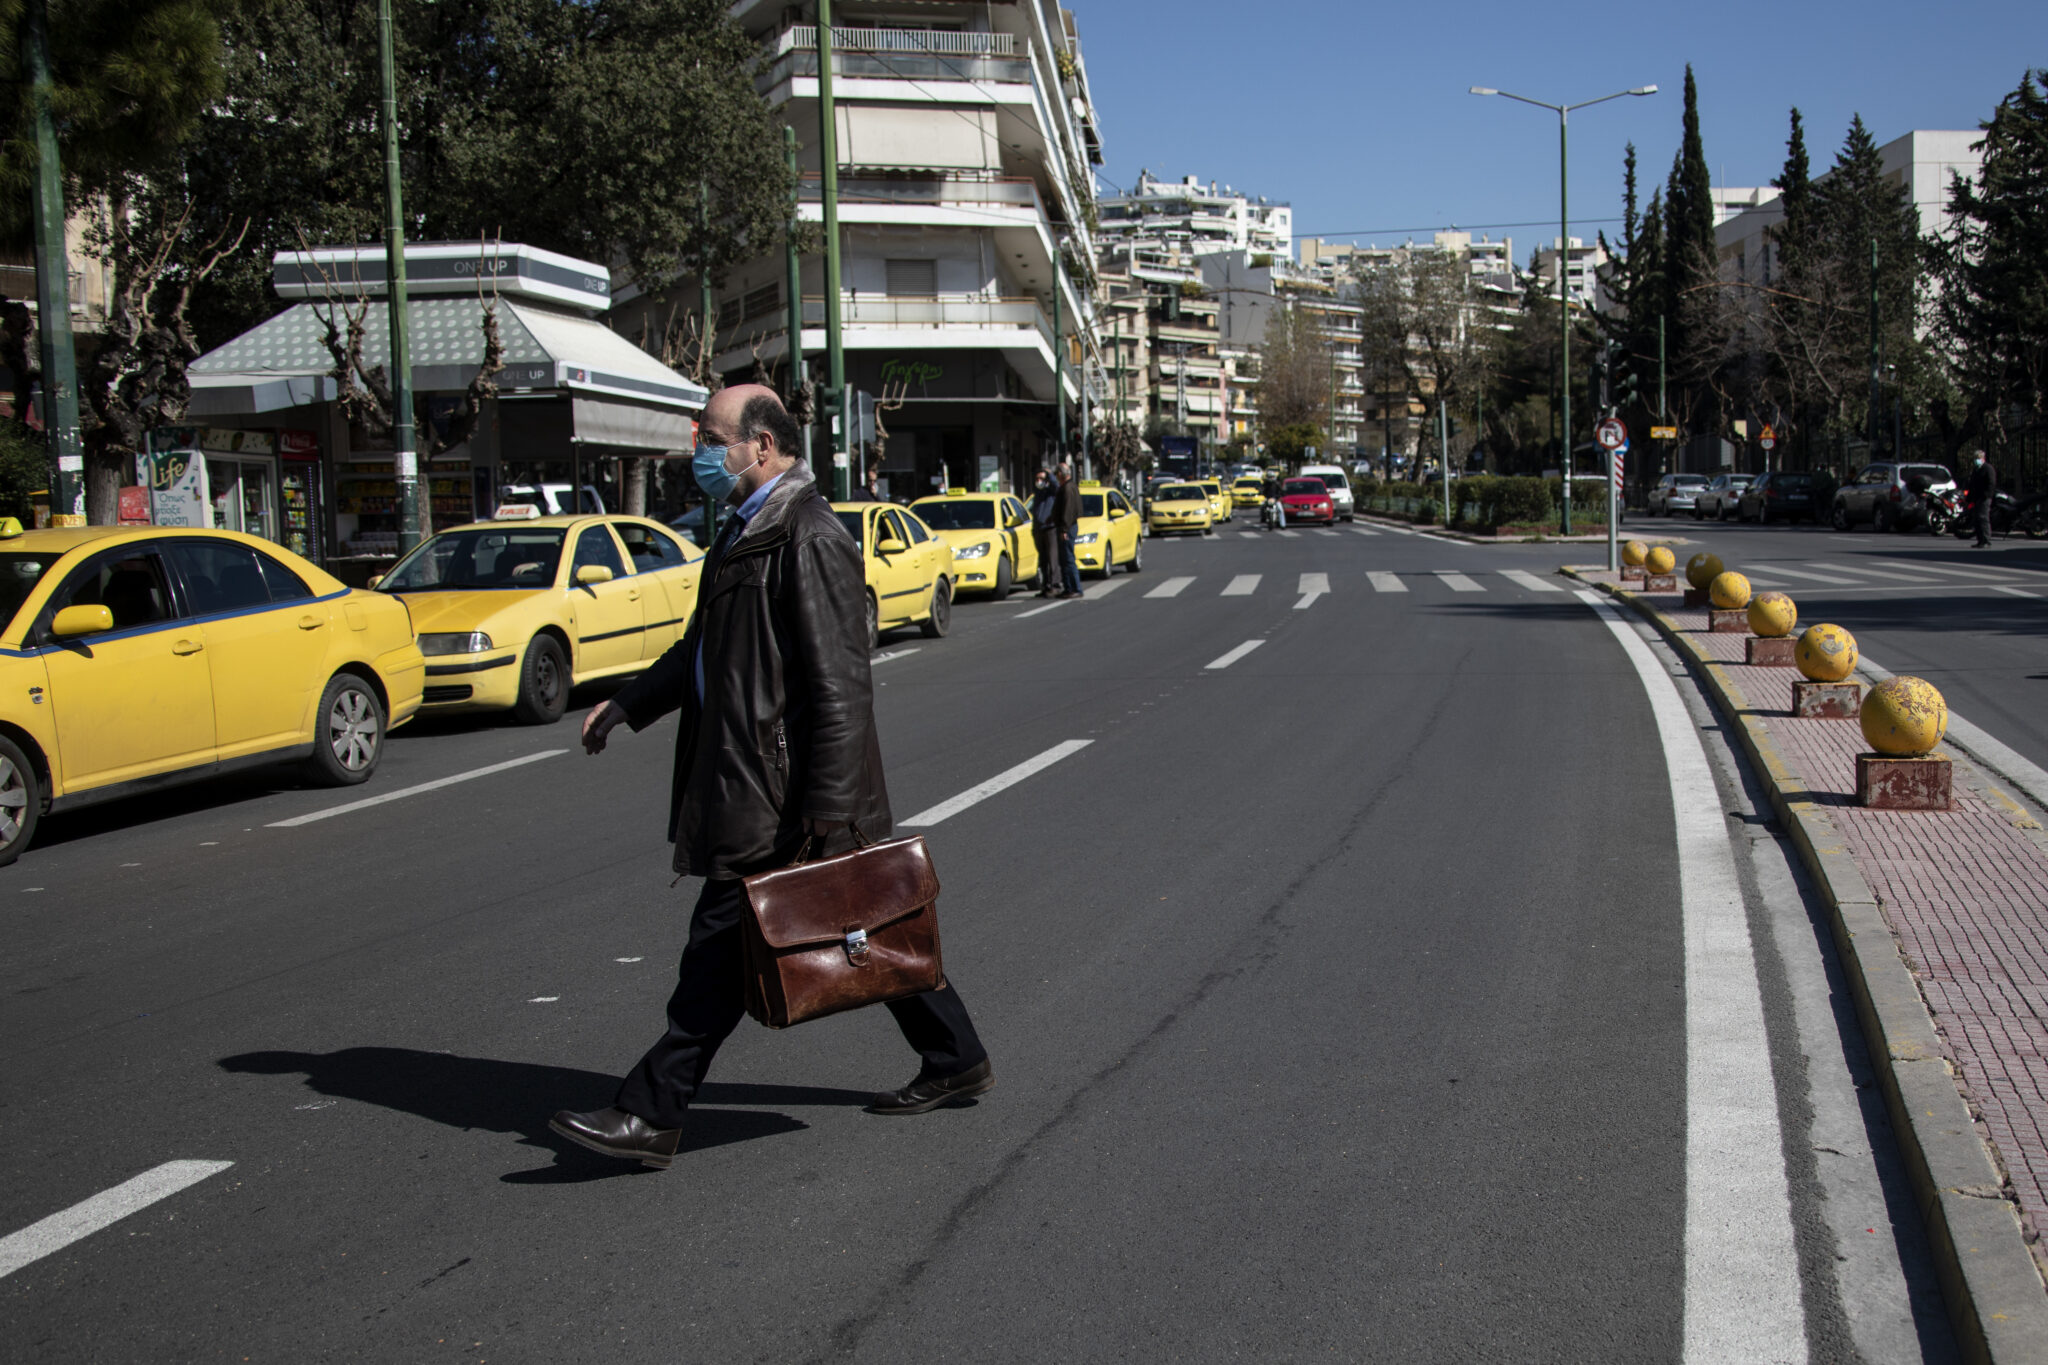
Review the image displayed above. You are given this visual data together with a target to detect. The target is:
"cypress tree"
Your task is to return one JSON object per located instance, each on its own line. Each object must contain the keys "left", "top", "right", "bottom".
{"left": 1771, "top": 108, "right": 1814, "bottom": 282}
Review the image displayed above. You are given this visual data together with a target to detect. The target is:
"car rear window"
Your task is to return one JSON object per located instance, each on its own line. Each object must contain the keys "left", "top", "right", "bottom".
{"left": 1673, "top": 475, "right": 1708, "bottom": 486}
{"left": 913, "top": 500, "right": 996, "bottom": 531}
{"left": 1772, "top": 473, "right": 1814, "bottom": 487}
{"left": 1902, "top": 465, "right": 1951, "bottom": 484}
{"left": 833, "top": 510, "right": 865, "bottom": 548}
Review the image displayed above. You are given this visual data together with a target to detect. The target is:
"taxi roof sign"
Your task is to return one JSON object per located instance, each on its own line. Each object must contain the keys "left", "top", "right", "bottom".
{"left": 493, "top": 502, "right": 542, "bottom": 519}
{"left": 0, "top": 517, "right": 21, "bottom": 539}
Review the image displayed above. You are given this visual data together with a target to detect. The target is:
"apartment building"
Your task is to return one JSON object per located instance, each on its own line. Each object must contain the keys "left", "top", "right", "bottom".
{"left": 1198, "top": 250, "right": 1366, "bottom": 455}
{"left": 1531, "top": 236, "right": 1609, "bottom": 311}
{"left": 613, "top": 1, "right": 1106, "bottom": 499}
{"left": 1096, "top": 171, "right": 1293, "bottom": 262}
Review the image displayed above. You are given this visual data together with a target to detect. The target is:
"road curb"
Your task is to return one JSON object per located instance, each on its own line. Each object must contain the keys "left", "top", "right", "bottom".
{"left": 1560, "top": 565, "right": 2048, "bottom": 1365}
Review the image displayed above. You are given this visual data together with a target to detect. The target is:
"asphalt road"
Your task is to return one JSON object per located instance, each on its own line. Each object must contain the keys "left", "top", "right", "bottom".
{"left": 1633, "top": 509, "right": 2048, "bottom": 772}
{"left": 0, "top": 517, "right": 1965, "bottom": 1361}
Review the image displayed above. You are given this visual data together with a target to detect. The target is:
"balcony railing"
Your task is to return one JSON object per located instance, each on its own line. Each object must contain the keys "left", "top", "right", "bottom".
{"left": 760, "top": 28, "right": 1031, "bottom": 90}
{"left": 799, "top": 294, "right": 1054, "bottom": 348}
{"left": 772, "top": 26, "right": 1017, "bottom": 58}
{"left": 799, "top": 175, "right": 1045, "bottom": 216}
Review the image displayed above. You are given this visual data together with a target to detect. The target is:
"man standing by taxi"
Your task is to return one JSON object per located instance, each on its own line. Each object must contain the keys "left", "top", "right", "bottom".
{"left": 1053, "top": 460, "right": 1083, "bottom": 599}
{"left": 551, "top": 385, "right": 992, "bottom": 1169}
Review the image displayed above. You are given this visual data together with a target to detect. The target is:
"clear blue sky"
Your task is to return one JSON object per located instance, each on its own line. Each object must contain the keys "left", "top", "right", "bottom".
{"left": 1076, "top": 1, "right": 2046, "bottom": 260}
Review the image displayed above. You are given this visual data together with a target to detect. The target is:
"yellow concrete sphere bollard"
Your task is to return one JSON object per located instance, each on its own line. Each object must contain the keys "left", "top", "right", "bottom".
{"left": 1860, "top": 676, "right": 1947, "bottom": 755}
{"left": 1644, "top": 545, "right": 1676, "bottom": 575}
{"left": 1709, "top": 570, "right": 1752, "bottom": 610}
{"left": 1686, "top": 551, "right": 1723, "bottom": 590}
{"left": 1621, "top": 539, "right": 1649, "bottom": 567}
{"left": 1746, "top": 591, "right": 1798, "bottom": 638}
{"left": 1795, "top": 623, "right": 1858, "bottom": 682}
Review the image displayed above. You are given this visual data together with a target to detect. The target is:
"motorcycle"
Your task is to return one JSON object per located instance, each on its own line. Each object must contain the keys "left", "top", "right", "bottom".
{"left": 1931, "top": 486, "right": 2034, "bottom": 539}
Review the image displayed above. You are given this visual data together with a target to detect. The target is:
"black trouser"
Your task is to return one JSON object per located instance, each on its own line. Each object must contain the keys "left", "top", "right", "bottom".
{"left": 615, "top": 876, "right": 987, "bottom": 1129}
{"left": 1034, "top": 525, "right": 1058, "bottom": 590}
{"left": 1974, "top": 502, "right": 1993, "bottom": 544}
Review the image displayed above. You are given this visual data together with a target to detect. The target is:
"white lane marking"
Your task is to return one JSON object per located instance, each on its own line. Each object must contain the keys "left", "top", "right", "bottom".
{"left": 898, "top": 740, "right": 1094, "bottom": 827}
{"left": 1295, "top": 572, "right": 1329, "bottom": 610}
{"left": 1275, "top": 529, "right": 1301, "bottom": 538}
{"left": 1012, "top": 600, "right": 1067, "bottom": 619}
{"left": 1752, "top": 564, "right": 1861, "bottom": 585}
{"left": 1314, "top": 529, "right": 1341, "bottom": 537}
{"left": 1347, "top": 525, "right": 1380, "bottom": 537}
{"left": 1577, "top": 589, "right": 1806, "bottom": 1361}
{"left": 870, "top": 648, "right": 922, "bottom": 664}
{"left": 0, "top": 1160, "right": 233, "bottom": 1282}
{"left": 1499, "top": 569, "right": 1561, "bottom": 594}
{"left": 528, "top": 996, "right": 559, "bottom": 1003}
{"left": 1993, "top": 584, "right": 2041, "bottom": 599}
{"left": 1082, "top": 578, "right": 1129, "bottom": 598}
{"left": 267, "top": 750, "right": 568, "bottom": 828}
{"left": 1145, "top": 576, "right": 1195, "bottom": 599}
{"left": 1434, "top": 571, "right": 1484, "bottom": 593}
{"left": 614, "top": 956, "right": 643, "bottom": 963}
{"left": 1205, "top": 640, "right": 1265, "bottom": 670}
{"left": 1221, "top": 574, "right": 1261, "bottom": 596}
{"left": 1368, "top": 572, "right": 1407, "bottom": 593}
{"left": 1802, "top": 561, "right": 1919, "bottom": 582}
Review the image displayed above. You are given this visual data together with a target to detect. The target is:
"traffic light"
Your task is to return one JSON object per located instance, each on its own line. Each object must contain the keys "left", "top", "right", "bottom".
{"left": 1617, "top": 363, "right": 1641, "bottom": 410}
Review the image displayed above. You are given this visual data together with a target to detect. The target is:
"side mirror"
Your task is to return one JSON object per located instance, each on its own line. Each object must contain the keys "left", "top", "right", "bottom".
{"left": 1110, "top": 507, "right": 1128, "bottom": 519}
{"left": 875, "top": 536, "right": 909, "bottom": 557}
{"left": 366, "top": 574, "right": 384, "bottom": 590}
{"left": 575, "top": 564, "right": 615, "bottom": 586}
{"left": 52, "top": 604, "right": 113, "bottom": 638}
{"left": 1007, "top": 513, "right": 1027, "bottom": 528}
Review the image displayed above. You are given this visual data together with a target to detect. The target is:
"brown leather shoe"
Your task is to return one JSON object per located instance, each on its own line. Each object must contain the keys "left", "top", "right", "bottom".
{"left": 867, "top": 1058, "right": 994, "bottom": 1116}
{"left": 548, "top": 1106, "right": 683, "bottom": 1168}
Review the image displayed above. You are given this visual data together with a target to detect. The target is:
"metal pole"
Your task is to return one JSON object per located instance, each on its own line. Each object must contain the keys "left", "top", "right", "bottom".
{"left": 1558, "top": 105, "right": 1572, "bottom": 536}
{"left": 22, "top": 0, "right": 82, "bottom": 524}
{"left": 816, "top": 0, "right": 848, "bottom": 499}
{"left": 1867, "top": 238, "right": 1881, "bottom": 462}
{"left": 1053, "top": 253, "right": 1064, "bottom": 465}
{"left": 783, "top": 128, "right": 810, "bottom": 466}
{"left": 377, "top": 0, "right": 422, "bottom": 552}
{"left": 1438, "top": 400, "right": 1450, "bottom": 523}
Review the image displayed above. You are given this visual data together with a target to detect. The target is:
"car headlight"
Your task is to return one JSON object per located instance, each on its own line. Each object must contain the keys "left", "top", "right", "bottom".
{"left": 953, "top": 542, "right": 991, "bottom": 559}
{"left": 1075, "top": 532, "right": 1099, "bottom": 544}
{"left": 419, "top": 631, "right": 494, "bottom": 655}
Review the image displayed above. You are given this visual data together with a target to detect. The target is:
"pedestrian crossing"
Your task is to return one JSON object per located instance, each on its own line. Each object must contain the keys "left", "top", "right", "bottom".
{"left": 1742, "top": 557, "right": 2046, "bottom": 593}
{"left": 1029, "top": 569, "right": 1580, "bottom": 602}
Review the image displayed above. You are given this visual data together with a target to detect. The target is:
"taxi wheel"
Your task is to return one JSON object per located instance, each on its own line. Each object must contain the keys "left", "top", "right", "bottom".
{"left": 919, "top": 579, "right": 952, "bottom": 638}
{"left": 1127, "top": 537, "right": 1143, "bottom": 573}
{"left": 0, "top": 735, "right": 41, "bottom": 866}
{"left": 512, "top": 634, "right": 569, "bottom": 726}
{"left": 992, "top": 555, "right": 1013, "bottom": 601}
{"left": 864, "top": 593, "right": 880, "bottom": 652}
{"left": 304, "top": 673, "right": 385, "bottom": 786}
{"left": 1202, "top": 524, "right": 1215, "bottom": 536}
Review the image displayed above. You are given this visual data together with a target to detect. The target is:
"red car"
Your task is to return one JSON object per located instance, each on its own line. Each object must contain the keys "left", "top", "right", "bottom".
{"left": 1277, "top": 478, "right": 1336, "bottom": 525}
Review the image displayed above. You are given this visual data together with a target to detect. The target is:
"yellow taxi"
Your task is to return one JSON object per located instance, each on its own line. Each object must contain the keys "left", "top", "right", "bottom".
{"left": 1232, "top": 476, "right": 1266, "bottom": 509}
{"left": 907, "top": 489, "right": 1038, "bottom": 599}
{"left": 372, "top": 509, "right": 701, "bottom": 724}
{"left": 0, "top": 521, "right": 424, "bottom": 864}
{"left": 1074, "top": 481, "right": 1144, "bottom": 578}
{"left": 1146, "top": 482, "right": 1214, "bottom": 537}
{"left": 830, "top": 502, "right": 956, "bottom": 649}
{"left": 1197, "top": 478, "right": 1233, "bottom": 524}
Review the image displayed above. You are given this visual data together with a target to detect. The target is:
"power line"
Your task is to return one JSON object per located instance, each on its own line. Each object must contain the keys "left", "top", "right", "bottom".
{"left": 1293, "top": 216, "right": 1624, "bottom": 240}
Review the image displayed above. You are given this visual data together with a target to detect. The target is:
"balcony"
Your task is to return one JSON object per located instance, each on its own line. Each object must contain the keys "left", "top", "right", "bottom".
{"left": 771, "top": 26, "right": 1016, "bottom": 58}
{"left": 760, "top": 27, "right": 1032, "bottom": 90}
{"left": 800, "top": 294, "right": 1053, "bottom": 349}
{"left": 799, "top": 175, "right": 1044, "bottom": 213}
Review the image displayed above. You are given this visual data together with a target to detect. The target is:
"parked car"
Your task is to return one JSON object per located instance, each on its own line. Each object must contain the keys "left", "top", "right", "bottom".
{"left": 1735, "top": 470, "right": 1819, "bottom": 523}
{"left": 1829, "top": 461, "right": 1957, "bottom": 532}
{"left": 830, "top": 502, "right": 956, "bottom": 649}
{"left": 1296, "top": 464, "right": 1356, "bottom": 521}
{"left": 908, "top": 490, "right": 1037, "bottom": 599}
{"left": 1692, "top": 473, "right": 1754, "bottom": 520}
{"left": 1647, "top": 473, "right": 1709, "bottom": 516}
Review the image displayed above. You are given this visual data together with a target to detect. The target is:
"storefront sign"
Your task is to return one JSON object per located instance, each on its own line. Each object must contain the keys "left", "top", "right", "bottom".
{"left": 278, "top": 429, "right": 318, "bottom": 454}
{"left": 117, "top": 486, "right": 151, "bottom": 525}
{"left": 880, "top": 358, "right": 946, "bottom": 388}
{"left": 148, "top": 445, "right": 211, "bottom": 527}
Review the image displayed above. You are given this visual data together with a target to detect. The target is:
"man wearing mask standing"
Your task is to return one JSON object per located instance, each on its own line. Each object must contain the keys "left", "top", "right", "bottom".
{"left": 1968, "top": 449, "right": 1996, "bottom": 548}
{"left": 1053, "top": 461, "right": 1084, "bottom": 599}
{"left": 1028, "top": 466, "right": 1059, "bottom": 597}
{"left": 551, "top": 384, "right": 992, "bottom": 1169}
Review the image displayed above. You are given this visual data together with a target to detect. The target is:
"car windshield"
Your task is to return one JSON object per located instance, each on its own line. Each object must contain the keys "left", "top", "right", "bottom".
{"left": 913, "top": 500, "right": 996, "bottom": 530}
{"left": 379, "top": 527, "right": 566, "bottom": 590}
{"left": 1728, "top": 476, "right": 1753, "bottom": 485}
{"left": 1283, "top": 480, "right": 1326, "bottom": 496}
{"left": 1673, "top": 476, "right": 1708, "bottom": 487}
{"left": 1772, "top": 474, "right": 1814, "bottom": 487}
{"left": 833, "top": 510, "right": 865, "bottom": 547}
{"left": 1159, "top": 485, "right": 1206, "bottom": 500}
{"left": 1902, "top": 465, "right": 1951, "bottom": 484}
{"left": 1307, "top": 473, "right": 1348, "bottom": 490}
{"left": 0, "top": 550, "right": 61, "bottom": 632}
{"left": 1082, "top": 493, "right": 1106, "bottom": 517}
{"left": 1234, "top": 479, "right": 1262, "bottom": 489}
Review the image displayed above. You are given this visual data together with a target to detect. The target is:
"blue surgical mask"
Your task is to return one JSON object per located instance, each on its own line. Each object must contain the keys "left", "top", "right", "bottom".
{"left": 693, "top": 442, "right": 758, "bottom": 505}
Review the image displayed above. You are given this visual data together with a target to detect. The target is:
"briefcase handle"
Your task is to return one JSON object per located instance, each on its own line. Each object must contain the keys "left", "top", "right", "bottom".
{"left": 790, "top": 820, "right": 870, "bottom": 866}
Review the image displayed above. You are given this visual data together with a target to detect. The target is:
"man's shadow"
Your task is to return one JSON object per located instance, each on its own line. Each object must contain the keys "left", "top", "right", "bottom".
{"left": 219, "top": 1047, "right": 874, "bottom": 1183}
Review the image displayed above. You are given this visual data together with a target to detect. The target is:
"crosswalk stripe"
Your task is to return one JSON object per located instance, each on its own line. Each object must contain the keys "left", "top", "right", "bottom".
{"left": 1751, "top": 564, "right": 1861, "bottom": 585}
{"left": 1803, "top": 561, "right": 1920, "bottom": 582}
{"left": 1221, "top": 574, "right": 1260, "bottom": 596}
{"left": 1145, "top": 576, "right": 1194, "bottom": 598}
{"left": 1872, "top": 558, "right": 2018, "bottom": 581}
{"left": 1314, "top": 529, "right": 1341, "bottom": 537}
{"left": 1499, "top": 569, "right": 1561, "bottom": 593}
{"left": 1275, "top": 529, "right": 1300, "bottom": 538}
{"left": 1348, "top": 525, "right": 1380, "bottom": 537}
{"left": 1368, "top": 571, "right": 1407, "bottom": 593}
{"left": 1993, "top": 585, "right": 2042, "bottom": 599}
{"left": 1296, "top": 572, "right": 1329, "bottom": 610}
{"left": 1084, "top": 577, "right": 1129, "bottom": 598}
{"left": 1435, "top": 571, "right": 1484, "bottom": 593}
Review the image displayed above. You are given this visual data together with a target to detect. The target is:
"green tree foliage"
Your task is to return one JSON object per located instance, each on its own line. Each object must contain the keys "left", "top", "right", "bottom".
{"left": 177, "top": 0, "right": 793, "bottom": 348}
{"left": 1933, "top": 70, "right": 2048, "bottom": 449}
{"left": 1263, "top": 420, "right": 1322, "bottom": 467}
{"left": 0, "top": 0, "right": 222, "bottom": 248}
{"left": 1662, "top": 65, "right": 1718, "bottom": 417}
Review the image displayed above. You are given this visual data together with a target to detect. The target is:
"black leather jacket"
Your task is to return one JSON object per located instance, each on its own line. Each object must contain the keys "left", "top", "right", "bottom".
{"left": 610, "top": 462, "right": 890, "bottom": 877}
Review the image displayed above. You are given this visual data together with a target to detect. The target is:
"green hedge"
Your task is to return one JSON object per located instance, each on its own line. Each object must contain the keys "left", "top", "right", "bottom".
{"left": 1358, "top": 474, "right": 1611, "bottom": 531}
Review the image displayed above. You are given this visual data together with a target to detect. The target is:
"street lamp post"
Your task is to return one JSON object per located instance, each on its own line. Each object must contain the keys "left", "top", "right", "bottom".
{"left": 1472, "top": 82, "right": 1656, "bottom": 560}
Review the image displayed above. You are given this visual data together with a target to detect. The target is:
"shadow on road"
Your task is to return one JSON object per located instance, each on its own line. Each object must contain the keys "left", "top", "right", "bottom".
{"left": 218, "top": 1046, "right": 851, "bottom": 1182}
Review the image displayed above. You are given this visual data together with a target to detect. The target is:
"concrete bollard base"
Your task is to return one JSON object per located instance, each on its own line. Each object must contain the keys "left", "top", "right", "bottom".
{"left": 1644, "top": 574, "right": 1677, "bottom": 592}
{"left": 1856, "top": 751, "right": 1953, "bottom": 809}
{"left": 1709, "top": 608, "right": 1749, "bottom": 633}
{"left": 1745, "top": 636, "right": 1796, "bottom": 665}
{"left": 1620, "top": 565, "right": 1645, "bottom": 583}
{"left": 1792, "top": 680, "right": 1862, "bottom": 718}
{"left": 1683, "top": 587, "right": 1709, "bottom": 607}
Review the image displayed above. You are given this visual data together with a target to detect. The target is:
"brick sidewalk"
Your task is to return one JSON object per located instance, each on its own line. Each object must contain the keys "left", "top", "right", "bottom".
{"left": 1595, "top": 575, "right": 2048, "bottom": 1266}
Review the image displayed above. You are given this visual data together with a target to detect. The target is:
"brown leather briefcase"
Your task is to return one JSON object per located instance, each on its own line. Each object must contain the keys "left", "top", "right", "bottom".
{"left": 739, "top": 834, "right": 945, "bottom": 1029}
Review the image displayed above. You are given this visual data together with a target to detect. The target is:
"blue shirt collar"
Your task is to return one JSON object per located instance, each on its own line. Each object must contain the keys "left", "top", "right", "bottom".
{"left": 733, "top": 470, "right": 786, "bottom": 526}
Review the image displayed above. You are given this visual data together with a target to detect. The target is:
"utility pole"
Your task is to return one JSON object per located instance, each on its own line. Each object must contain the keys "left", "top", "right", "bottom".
{"left": 1052, "top": 249, "right": 1064, "bottom": 466}
{"left": 22, "top": 0, "right": 82, "bottom": 525}
{"left": 377, "top": 0, "right": 423, "bottom": 552}
{"left": 1438, "top": 400, "right": 1451, "bottom": 524}
{"left": 816, "top": 0, "right": 848, "bottom": 498}
{"left": 1867, "top": 238, "right": 1880, "bottom": 463}
{"left": 782, "top": 128, "right": 809, "bottom": 465}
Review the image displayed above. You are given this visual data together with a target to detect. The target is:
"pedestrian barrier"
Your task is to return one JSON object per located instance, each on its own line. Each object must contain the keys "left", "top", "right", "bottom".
{"left": 1792, "top": 623, "right": 1862, "bottom": 717}
{"left": 1684, "top": 551, "right": 1722, "bottom": 607}
{"left": 1620, "top": 539, "right": 1649, "bottom": 583}
{"left": 1745, "top": 592, "right": 1798, "bottom": 665}
{"left": 1857, "top": 676, "right": 1952, "bottom": 809}
{"left": 1707, "top": 570, "right": 1751, "bottom": 632}
{"left": 1642, "top": 544, "right": 1676, "bottom": 589}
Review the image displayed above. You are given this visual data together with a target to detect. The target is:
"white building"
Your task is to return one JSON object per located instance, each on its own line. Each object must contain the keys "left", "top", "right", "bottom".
{"left": 1531, "top": 236, "right": 1608, "bottom": 310}
{"left": 612, "top": 1, "right": 1106, "bottom": 498}
{"left": 1096, "top": 171, "right": 1293, "bottom": 263}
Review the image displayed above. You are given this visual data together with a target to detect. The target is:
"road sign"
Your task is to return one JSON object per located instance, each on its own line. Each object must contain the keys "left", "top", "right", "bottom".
{"left": 1596, "top": 417, "right": 1628, "bottom": 450}
{"left": 1759, "top": 424, "right": 1777, "bottom": 451}
{"left": 1651, "top": 425, "right": 1678, "bottom": 440}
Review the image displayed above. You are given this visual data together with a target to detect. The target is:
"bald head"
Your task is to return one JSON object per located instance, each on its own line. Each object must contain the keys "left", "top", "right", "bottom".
{"left": 702, "top": 383, "right": 782, "bottom": 444}
{"left": 698, "top": 382, "right": 801, "bottom": 505}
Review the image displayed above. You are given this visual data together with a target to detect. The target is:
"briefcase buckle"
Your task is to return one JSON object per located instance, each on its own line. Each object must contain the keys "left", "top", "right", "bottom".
{"left": 844, "top": 928, "right": 869, "bottom": 966}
